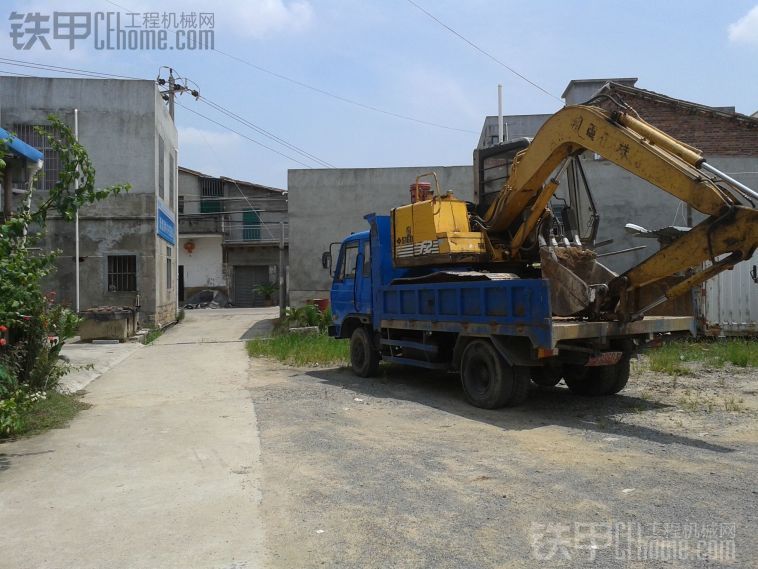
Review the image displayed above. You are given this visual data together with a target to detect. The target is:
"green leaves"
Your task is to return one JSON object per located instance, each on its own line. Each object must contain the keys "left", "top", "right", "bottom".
{"left": 0, "top": 113, "right": 130, "bottom": 394}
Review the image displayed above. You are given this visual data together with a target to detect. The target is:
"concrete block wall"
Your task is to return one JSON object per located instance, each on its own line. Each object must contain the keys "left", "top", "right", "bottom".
{"left": 288, "top": 166, "right": 473, "bottom": 306}
{"left": 0, "top": 77, "right": 178, "bottom": 326}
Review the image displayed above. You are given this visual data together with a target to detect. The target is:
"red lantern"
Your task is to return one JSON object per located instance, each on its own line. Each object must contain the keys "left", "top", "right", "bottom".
{"left": 184, "top": 241, "right": 196, "bottom": 255}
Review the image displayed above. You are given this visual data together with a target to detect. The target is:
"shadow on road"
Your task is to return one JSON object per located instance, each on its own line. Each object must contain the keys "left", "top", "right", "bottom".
{"left": 240, "top": 318, "right": 277, "bottom": 340}
{"left": 306, "top": 366, "right": 735, "bottom": 454}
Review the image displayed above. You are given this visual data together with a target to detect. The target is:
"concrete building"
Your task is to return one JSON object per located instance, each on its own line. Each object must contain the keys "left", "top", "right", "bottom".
{"left": 178, "top": 167, "right": 287, "bottom": 306}
{"left": 0, "top": 77, "right": 178, "bottom": 326}
{"left": 288, "top": 166, "right": 472, "bottom": 305}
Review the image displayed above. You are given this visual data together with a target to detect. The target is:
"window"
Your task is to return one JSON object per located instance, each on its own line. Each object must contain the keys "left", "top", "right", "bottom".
{"left": 169, "top": 150, "right": 176, "bottom": 208}
{"left": 178, "top": 195, "right": 184, "bottom": 214}
{"left": 338, "top": 243, "right": 359, "bottom": 281}
{"left": 200, "top": 177, "right": 222, "bottom": 213}
{"left": 166, "top": 246, "right": 173, "bottom": 289}
{"left": 158, "top": 135, "right": 165, "bottom": 199}
{"left": 243, "top": 209, "right": 261, "bottom": 241}
{"left": 12, "top": 124, "right": 60, "bottom": 191}
{"left": 107, "top": 255, "right": 137, "bottom": 292}
{"left": 362, "top": 241, "right": 371, "bottom": 277}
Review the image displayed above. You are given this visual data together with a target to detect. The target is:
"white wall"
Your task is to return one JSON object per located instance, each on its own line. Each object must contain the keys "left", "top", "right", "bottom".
{"left": 179, "top": 235, "right": 224, "bottom": 289}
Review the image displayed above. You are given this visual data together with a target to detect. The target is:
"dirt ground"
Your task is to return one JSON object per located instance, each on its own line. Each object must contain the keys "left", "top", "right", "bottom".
{"left": 249, "top": 354, "right": 757, "bottom": 568}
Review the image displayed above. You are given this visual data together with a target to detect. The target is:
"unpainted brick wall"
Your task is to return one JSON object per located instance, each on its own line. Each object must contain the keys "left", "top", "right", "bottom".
{"left": 598, "top": 92, "right": 758, "bottom": 156}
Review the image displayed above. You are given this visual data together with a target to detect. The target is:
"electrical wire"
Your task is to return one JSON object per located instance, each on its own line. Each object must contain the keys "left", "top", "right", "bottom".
{"left": 403, "top": 0, "right": 561, "bottom": 103}
{"left": 0, "top": 56, "right": 143, "bottom": 80}
{"left": 212, "top": 48, "right": 479, "bottom": 134}
{"left": 199, "top": 97, "right": 336, "bottom": 168}
{"left": 175, "top": 100, "right": 313, "bottom": 169}
{"left": 0, "top": 56, "right": 331, "bottom": 169}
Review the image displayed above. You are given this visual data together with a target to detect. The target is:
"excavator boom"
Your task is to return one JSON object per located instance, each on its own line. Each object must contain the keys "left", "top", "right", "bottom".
{"left": 390, "top": 104, "right": 758, "bottom": 321}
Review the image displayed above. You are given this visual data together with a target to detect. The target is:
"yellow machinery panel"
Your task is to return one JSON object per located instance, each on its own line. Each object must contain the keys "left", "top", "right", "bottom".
{"left": 392, "top": 194, "right": 486, "bottom": 266}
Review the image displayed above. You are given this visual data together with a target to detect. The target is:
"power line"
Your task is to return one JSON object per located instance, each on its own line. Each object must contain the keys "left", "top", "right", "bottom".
{"left": 0, "top": 57, "right": 143, "bottom": 80}
{"left": 0, "top": 57, "right": 332, "bottom": 169}
{"left": 212, "top": 48, "right": 479, "bottom": 134}
{"left": 199, "top": 97, "right": 337, "bottom": 168}
{"left": 175, "top": 100, "right": 315, "bottom": 169}
{"left": 403, "top": 0, "right": 562, "bottom": 103}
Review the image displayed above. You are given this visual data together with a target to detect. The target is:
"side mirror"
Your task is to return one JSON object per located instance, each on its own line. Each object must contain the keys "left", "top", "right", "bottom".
{"left": 324, "top": 242, "right": 341, "bottom": 277}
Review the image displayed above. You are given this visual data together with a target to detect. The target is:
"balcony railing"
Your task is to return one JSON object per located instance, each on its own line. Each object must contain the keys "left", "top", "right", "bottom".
{"left": 179, "top": 213, "right": 288, "bottom": 245}
{"left": 224, "top": 221, "right": 288, "bottom": 244}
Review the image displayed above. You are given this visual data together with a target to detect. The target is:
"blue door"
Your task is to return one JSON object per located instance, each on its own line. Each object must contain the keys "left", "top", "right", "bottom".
{"left": 331, "top": 240, "right": 360, "bottom": 317}
{"left": 355, "top": 239, "right": 372, "bottom": 314}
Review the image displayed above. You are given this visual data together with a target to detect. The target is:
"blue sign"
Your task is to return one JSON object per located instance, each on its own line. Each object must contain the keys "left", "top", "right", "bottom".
{"left": 157, "top": 201, "right": 176, "bottom": 245}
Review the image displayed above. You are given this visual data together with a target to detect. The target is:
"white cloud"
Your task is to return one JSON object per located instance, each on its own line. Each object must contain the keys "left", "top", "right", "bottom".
{"left": 728, "top": 5, "right": 758, "bottom": 45}
{"left": 178, "top": 126, "right": 241, "bottom": 149}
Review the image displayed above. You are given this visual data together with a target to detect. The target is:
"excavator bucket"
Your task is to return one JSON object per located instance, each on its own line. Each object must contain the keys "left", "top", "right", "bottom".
{"left": 540, "top": 247, "right": 617, "bottom": 316}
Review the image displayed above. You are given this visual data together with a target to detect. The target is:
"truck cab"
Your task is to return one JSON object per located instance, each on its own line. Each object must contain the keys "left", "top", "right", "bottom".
{"left": 329, "top": 230, "right": 373, "bottom": 338}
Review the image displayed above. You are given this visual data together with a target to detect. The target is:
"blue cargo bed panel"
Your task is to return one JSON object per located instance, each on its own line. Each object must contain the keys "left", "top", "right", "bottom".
{"left": 377, "top": 279, "right": 553, "bottom": 348}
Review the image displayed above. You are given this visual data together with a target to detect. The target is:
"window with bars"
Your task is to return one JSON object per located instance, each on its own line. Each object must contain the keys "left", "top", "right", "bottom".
{"left": 169, "top": 150, "right": 175, "bottom": 208}
{"left": 12, "top": 124, "right": 61, "bottom": 191}
{"left": 166, "top": 246, "right": 173, "bottom": 289}
{"left": 107, "top": 255, "right": 137, "bottom": 292}
{"left": 200, "top": 177, "right": 223, "bottom": 213}
{"left": 178, "top": 195, "right": 185, "bottom": 214}
{"left": 158, "top": 135, "right": 165, "bottom": 199}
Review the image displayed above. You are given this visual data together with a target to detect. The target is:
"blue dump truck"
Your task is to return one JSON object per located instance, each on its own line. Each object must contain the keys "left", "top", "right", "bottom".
{"left": 327, "top": 215, "right": 694, "bottom": 409}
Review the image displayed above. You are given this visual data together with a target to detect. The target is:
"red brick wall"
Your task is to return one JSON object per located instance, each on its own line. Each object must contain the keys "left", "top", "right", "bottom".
{"left": 598, "top": 91, "right": 758, "bottom": 156}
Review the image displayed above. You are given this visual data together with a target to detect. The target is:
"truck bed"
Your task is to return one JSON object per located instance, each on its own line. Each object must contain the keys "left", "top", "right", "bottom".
{"left": 377, "top": 278, "right": 695, "bottom": 348}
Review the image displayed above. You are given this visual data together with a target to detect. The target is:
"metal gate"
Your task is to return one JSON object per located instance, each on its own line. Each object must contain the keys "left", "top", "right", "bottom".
{"left": 233, "top": 265, "right": 270, "bottom": 307}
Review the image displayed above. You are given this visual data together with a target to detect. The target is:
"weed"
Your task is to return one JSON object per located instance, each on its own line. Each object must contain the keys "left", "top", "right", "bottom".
{"left": 1, "top": 390, "right": 90, "bottom": 439}
{"left": 145, "top": 327, "right": 162, "bottom": 344}
{"left": 247, "top": 333, "right": 349, "bottom": 367}
{"left": 647, "top": 339, "right": 758, "bottom": 375}
{"left": 723, "top": 397, "right": 746, "bottom": 412}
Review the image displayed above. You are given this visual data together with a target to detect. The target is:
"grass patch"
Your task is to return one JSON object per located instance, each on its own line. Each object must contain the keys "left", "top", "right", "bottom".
{"left": 247, "top": 333, "right": 349, "bottom": 366}
{"left": 647, "top": 339, "right": 758, "bottom": 375}
{"left": 13, "top": 391, "right": 91, "bottom": 438}
{"left": 145, "top": 327, "right": 163, "bottom": 344}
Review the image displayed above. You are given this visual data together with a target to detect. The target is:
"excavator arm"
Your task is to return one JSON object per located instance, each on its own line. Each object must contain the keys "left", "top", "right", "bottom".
{"left": 481, "top": 105, "right": 758, "bottom": 320}
{"left": 390, "top": 104, "right": 758, "bottom": 322}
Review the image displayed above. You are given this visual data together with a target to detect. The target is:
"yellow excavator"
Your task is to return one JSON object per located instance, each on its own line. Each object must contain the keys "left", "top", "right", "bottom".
{"left": 391, "top": 104, "right": 758, "bottom": 322}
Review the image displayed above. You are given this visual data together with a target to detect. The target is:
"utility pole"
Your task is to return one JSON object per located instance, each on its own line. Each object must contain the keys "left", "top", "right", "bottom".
{"left": 497, "top": 84, "right": 504, "bottom": 144}
{"left": 279, "top": 221, "right": 286, "bottom": 318}
{"left": 168, "top": 68, "right": 175, "bottom": 121}
{"left": 74, "top": 109, "right": 80, "bottom": 313}
{"left": 157, "top": 67, "right": 199, "bottom": 122}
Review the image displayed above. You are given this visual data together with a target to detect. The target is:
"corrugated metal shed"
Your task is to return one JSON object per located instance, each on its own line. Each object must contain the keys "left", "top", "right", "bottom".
{"left": 700, "top": 259, "right": 758, "bottom": 335}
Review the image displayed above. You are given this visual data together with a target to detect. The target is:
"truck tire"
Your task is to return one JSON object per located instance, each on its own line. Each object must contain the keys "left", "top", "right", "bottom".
{"left": 350, "top": 327, "right": 380, "bottom": 378}
{"left": 460, "top": 340, "right": 530, "bottom": 408}
{"left": 564, "top": 357, "right": 631, "bottom": 396}
{"left": 531, "top": 365, "right": 562, "bottom": 387}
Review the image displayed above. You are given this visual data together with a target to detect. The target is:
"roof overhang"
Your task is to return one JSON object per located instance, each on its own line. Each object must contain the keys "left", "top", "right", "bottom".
{"left": 0, "top": 126, "right": 44, "bottom": 163}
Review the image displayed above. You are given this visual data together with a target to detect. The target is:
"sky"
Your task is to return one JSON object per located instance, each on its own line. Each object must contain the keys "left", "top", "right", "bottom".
{"left": 0, "top": 0, "right": 757, "bottom": 189}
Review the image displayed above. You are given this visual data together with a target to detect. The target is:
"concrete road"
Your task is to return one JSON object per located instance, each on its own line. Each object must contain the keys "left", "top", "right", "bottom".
{"left": 1, "top": 308, "right": 277, "bottom": 569}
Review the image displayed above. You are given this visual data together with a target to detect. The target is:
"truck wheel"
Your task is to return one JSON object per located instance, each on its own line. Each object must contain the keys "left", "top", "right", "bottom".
{"left": 350, "top": 327, "right": 380, "bottom": 377}
{"left": 460, "top": 340, "right": 530, "bottom": 408}
{"left": 564, "top": 357, "right": 631, "bottom": 396}
{"left": 531, "top": 365, "right": 562, "bottom": 387}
